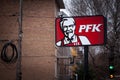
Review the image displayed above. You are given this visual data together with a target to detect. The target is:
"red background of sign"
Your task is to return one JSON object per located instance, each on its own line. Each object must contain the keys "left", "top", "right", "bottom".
{"left": 55, "top": 16, "right": 105, "bottom": 46}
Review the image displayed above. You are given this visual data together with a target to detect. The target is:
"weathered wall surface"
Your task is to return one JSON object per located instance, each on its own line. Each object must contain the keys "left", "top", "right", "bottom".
{"left": 0, "top": 0, "right": 56, "bottom": 80}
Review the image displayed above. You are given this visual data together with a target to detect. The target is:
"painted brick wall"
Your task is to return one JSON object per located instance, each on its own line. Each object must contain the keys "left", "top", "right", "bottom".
{"left": 0, "top": 0, "right": 56, "bottom": 80}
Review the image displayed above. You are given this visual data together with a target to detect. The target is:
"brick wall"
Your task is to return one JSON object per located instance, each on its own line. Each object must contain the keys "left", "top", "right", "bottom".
{"left": 0, "top": 0, "right": 56, "bottom": 80}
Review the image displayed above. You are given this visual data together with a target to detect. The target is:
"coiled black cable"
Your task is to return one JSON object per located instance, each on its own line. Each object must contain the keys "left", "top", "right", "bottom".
{"left": 1, "top": 42, "right": 18, "bottom": 63}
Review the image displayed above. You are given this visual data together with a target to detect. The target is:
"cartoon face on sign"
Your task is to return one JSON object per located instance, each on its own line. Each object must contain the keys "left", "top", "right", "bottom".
{"left": 60, "top": 18, "right": 76, "bottom": 40}
{"left": 55, "top": 16, "right": 105, "bottom": 47}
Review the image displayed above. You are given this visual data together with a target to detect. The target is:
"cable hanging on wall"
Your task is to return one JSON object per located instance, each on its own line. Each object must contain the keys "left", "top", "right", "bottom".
{"left": 1, "top": 41, "right": 18, "bottom": 63}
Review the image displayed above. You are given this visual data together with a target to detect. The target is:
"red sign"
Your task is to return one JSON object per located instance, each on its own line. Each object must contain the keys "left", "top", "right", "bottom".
{"left": 55, "top": 16, "right": 105, "bottom": 47}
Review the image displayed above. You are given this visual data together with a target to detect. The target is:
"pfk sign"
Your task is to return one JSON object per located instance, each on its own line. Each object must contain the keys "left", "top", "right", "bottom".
{"left": 55, "top": 16, "right": 105, "bottom": 47}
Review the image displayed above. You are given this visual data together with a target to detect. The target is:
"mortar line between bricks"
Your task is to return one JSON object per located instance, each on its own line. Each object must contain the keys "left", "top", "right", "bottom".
{"left": 22, "top": 56, "right": 55, "bottom": 57}
{"left": 23, "top": 15, "right": 56, "bottom": 18}
{"left": 0, "top": 15, "right": 56, "bottom": 18}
